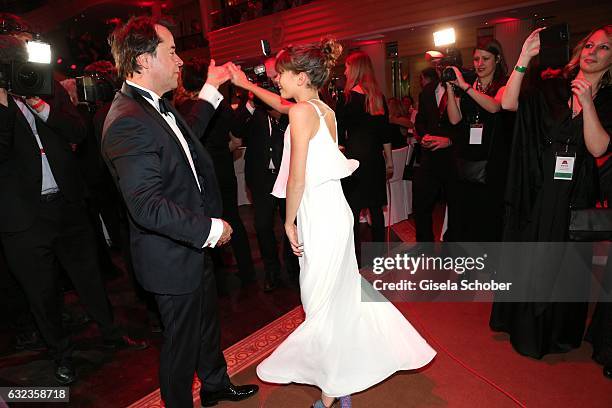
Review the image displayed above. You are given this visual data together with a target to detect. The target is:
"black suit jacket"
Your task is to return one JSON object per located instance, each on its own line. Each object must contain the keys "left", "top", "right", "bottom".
{"left": 0, "top": 81, "right": 86, "bottom": 232}
{"left": 414, "top": 81, "right": 456, "bottom": 168}
{"left": 235, "top": 105, "right": 285, "bottom": 191}
{"left": 102, "top": 83, "right": 222, "bottom": 295}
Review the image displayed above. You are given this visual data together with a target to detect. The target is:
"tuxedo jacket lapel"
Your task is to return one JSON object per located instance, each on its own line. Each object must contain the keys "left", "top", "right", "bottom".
{"left": 121, "top": 83, "right": 197, "bottom": 185}
{"left": 165, "top": 101, "right": 214, "bottom": 177}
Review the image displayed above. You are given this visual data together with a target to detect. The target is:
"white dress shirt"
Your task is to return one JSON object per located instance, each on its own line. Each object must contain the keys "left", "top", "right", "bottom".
{"left": 125, "top": 80, "right": 224, "bottom": 248}
{"left": 435, "top": 82, "right": 446, "bottom": 107}
{"left": 12, "top": 97, "right": 58, "bottom": 195}
{"left": 245, "top": 102, "right": 275, "bottom": 170}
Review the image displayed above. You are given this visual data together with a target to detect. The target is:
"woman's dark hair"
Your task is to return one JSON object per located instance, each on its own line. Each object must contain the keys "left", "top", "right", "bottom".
{"left": 108, "top": 16, "right": 171, "bottom": 79}
{"left": 474, "top": 38, "right": 508, "bottom": 81}
{"left": 275, "top": 37, "right": 342, "bottom": 89}
{"left": 181, "top": 59, "right": 208, "bottom": 92}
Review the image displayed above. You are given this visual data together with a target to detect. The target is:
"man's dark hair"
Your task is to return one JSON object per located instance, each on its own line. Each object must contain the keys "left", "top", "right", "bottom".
{"left": 421, "top": 67, "right": 439, "bottom": 83}
{"left": 181, "top": 59, "right": 208, "bottom": 92}
{"left": 108, "top": 16, "right": 171, "bottom": 79}
{"left": 0, "top": 13, "right": 33, "bottom": 36}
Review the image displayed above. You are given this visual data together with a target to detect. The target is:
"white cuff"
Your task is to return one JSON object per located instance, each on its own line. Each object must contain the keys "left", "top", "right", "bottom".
{"left": 35, "top": 102, "right": 50, "bottom": 122}
{"left": 198, "top": 83, "right": 224, "bottom": 109}
{"left": 245, "top": 102, "right": 255, "bottom": 115}
{"left": 203, "top": 218, "right": 224, "bottom": 248}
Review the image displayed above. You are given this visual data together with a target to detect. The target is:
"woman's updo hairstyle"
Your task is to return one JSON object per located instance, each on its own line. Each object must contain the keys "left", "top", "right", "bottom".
{"left": 275, "top": 37, "right": 342, "bottom": 89}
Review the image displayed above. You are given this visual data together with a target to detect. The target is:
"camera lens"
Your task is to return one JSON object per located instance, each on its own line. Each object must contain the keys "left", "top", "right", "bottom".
{"left": 16, "top": 64, "right": 44, "bottom": 91}
{"left": 441, "top": 67, "right": 456, "bottom": 83}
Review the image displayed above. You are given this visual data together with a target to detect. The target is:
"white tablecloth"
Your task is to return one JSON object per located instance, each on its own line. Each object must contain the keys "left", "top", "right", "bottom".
{"left": 233, "top": 147, "right": 251, "bottom": 206}
{"left": 383, "top": 146, "right": 413, "bottom": 226}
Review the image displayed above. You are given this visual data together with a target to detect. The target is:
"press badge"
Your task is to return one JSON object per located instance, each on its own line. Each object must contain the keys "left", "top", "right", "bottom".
{"left": 554, "top": 153, "right": 575, "bottom": 180}
{"left": 469, "top": 124, "right": 483, "bottom": 145}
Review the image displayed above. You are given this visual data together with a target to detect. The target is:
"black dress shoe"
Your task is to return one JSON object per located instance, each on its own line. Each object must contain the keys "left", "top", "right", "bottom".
{"left": 604, "top": 365, "right": 612, "bottom": 379}
{"left": 200, "top": 383, "right": 258, "bottom": 406}
{"left": 55, "top": 363, "right": 76, "bottom": 385}
{"left": 14, "top": 330, "right": 46, "bottom": 351}
{"left": 102, "top": 335, "right": 149, "bottom": 350}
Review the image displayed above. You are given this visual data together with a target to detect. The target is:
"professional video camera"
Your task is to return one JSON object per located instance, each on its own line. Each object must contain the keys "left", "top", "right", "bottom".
{"left": 75, "top": 73, "right": 117, "bottom": 105}
{"left": 0, "top": 18, "right": 54, "bottom": 96}
{"left": 242, "top": 39, "right": 280, "bottom": 108}
{"left": 438, "top": 48, "right": 465, "bottom": 82}
{"left": 428, "top": 28, "right": 474, "bottom": 85}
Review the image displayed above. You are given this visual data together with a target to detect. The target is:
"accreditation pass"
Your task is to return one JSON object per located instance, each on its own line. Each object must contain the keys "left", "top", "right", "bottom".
{"left": 0, "top": 387, "right": 69, "bottom": 402}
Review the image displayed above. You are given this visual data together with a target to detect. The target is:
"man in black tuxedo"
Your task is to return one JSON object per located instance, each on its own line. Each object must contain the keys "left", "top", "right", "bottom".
{"left": 102, "top": 17, "right": 257, "bottom": 407}
{"left": 235, "top": 93, "right": 299, "bottom": 291}
{"left": 413, "top": 67, "right": 457, "bottom": 242}
{"left": 0, "top": 17, "right": 146, "bottom": 386}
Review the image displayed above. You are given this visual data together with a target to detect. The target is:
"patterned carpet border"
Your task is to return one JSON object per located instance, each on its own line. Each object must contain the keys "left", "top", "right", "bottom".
{"left": 127, "top": 306, "right": 305, "bottom": 408}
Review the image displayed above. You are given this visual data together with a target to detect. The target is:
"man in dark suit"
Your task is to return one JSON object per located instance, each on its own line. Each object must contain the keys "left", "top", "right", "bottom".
{"left": 413, "top": 67, "right": 457, "bottom": 242}
{"left": 0, "top": 18, "right": 146, "bottom": 386}
{"left": 235, "top": 93, "right": 299, "bottom": 291}
{"left": 102, "top": 17, "right": 257, "bottom": 407}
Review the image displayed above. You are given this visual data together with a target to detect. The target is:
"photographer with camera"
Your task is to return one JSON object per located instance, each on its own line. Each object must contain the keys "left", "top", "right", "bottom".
{"left": 231, "top": 55, "right": 300, "bottom": 291}
{"left": 413, "top": 62, "right": 458, "bottom": 242}
{"left": 0, "top": 13, "right": 147, "bottom": 385}
{"left": 444, "top": 39, "right": 512, "bottom": 242}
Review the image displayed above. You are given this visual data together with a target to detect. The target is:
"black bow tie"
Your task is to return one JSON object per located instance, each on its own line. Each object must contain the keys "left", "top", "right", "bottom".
{"left": 158, "top": 97, "right": 171, "bottom": 115}
{"left": 129, "top": 85, "right": 171, "bottom": 115}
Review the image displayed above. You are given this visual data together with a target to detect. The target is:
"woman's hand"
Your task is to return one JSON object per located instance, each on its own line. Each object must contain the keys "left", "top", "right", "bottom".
{"left": 285, "top": 223, "right": 303, "bottom": 256}
{"left": 227, "top": 63, "right": 252, "bottom": 90}
{"left": 572, "top": 78, "right": 595, "bottom": 108}
{"left": 386, "top": 163, "right": 394, "bottom": 180}
{"left": 520, "top": 28, "right": 545, "bottom": 60}
{"left": 446, "top": 66, "right": 469, "bottom": 91}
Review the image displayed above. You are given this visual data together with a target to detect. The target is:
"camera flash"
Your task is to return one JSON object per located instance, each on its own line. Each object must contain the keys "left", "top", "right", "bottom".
{"left": 27, "top": 40, "right": 52, "bottom": 64}
{"left": 433, "top": 28, "right": 456, "bottom": 47}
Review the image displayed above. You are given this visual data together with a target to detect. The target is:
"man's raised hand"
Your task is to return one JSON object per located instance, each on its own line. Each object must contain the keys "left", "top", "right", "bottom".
{"left": 206, "top": 59, "right": 231, "bottom": 88}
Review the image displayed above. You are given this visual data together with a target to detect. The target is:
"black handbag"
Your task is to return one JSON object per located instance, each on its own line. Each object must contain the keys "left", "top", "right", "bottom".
{"left": 456, "top": 104, "right": 494, "bottom": 184}
{"left": 456, "top": 158, "right": 488, "bottom": 184}
{"left": 568, "top": 208, "right": 612, "bottom": 241}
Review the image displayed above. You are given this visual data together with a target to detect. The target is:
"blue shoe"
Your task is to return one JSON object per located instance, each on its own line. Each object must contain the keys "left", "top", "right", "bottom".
{"left": 312, "top": 396, "right": 351, "bottom": 408}
{"left": 339, "top": 396, "right": 352, "bottom": 408}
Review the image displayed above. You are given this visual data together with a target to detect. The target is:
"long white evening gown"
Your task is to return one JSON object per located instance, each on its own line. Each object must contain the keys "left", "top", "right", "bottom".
{"left": 256, "top": 100, "right": 436, "bottom": 397}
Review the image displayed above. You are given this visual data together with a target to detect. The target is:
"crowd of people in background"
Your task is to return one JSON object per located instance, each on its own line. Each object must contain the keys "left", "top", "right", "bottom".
{"left": 0, "top": 7, "right": 611, "bottom": 393}
{"left": 214, "top": 0, "right": 313, "bottom": 29}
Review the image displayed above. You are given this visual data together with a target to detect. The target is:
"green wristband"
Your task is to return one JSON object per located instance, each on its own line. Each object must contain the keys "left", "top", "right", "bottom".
{"left": 514, "top": 65, "right": 527, "bottom": 73}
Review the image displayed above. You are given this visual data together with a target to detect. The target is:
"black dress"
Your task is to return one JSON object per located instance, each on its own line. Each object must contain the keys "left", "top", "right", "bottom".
{"left": 336, "top": 91, "right": 390, "bottom": 209}
{"left": 585, "top": 154, "right": 612, "bottom": 368}
{"left": 490, "top": 79, "right": 612, "bottom": 359}
{"left": 452, "top": 79, "right": 513, "bottom": 242}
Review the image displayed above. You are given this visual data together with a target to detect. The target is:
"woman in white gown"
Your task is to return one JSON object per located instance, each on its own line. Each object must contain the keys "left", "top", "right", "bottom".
{"left": 228, "top": 39, "right": 436, "bottom": 407}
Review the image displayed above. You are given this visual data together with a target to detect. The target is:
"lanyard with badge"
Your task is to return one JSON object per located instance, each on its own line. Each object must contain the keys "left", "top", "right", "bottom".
{"left": 469, "top": 107, "right": 483, "bottom": 145}
{"left": 553, "top": 98, "right": 577, "bottom": 181}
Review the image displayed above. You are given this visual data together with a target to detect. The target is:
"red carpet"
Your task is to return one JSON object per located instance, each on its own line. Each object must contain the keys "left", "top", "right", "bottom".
{"left": 128, "top": 218, "right": 611, "bottom": 407}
